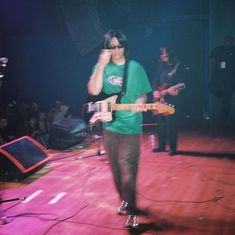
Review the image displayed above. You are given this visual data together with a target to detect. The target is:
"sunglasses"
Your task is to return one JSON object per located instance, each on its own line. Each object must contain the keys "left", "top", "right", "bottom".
{"left": 108, "top": 45, "right": 124, "bottom": 50}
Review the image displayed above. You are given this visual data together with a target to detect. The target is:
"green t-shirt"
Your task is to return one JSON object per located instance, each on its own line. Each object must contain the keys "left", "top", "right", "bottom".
{"left": 102, "top": 60, "right": 152, "bottom": 134}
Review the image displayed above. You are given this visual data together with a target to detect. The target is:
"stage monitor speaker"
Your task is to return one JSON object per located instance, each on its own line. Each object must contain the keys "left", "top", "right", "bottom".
{"left": 0, "top": 136, "right": 49, "bottom": 182}
{"left": 48, "top": 117, "right": 88, "bottom": 149}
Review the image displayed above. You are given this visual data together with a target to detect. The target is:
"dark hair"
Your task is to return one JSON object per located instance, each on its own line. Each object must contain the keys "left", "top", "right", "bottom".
{"left": 160, "top": 46, "right": 179, "bottom": 64}
{"left": 103, "top": 29, "right": 129, "bottom": 57}
{"left": 160, "top": 47, "right": 176, "bottom": 58}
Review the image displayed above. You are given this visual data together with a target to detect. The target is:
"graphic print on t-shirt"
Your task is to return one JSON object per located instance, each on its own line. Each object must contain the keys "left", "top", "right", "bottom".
{"left": 107, "top": 76, "right": 123, "bottom": 87}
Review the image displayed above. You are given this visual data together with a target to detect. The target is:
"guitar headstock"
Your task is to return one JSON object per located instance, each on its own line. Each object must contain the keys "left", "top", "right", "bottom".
{"left": 152, "top": 102, "right": 175, "bottom": 115}
{"left": 176, "top": 83, "right": 185, "bottom": 91}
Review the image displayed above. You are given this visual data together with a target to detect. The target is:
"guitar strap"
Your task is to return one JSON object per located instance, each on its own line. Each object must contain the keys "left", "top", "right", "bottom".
{"left": 120, "top": 59, "right": 129, "bottom": 96}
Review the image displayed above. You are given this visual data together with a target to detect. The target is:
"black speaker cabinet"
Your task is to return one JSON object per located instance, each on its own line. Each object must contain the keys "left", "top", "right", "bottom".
{"left": 0, "top": 136, "right": 49, "bottom": 182}
{"left": 60, "top": 0, "right": 104, "bottom": 55}
{"left": 48, "top": 117, "right": 88, "bottom": 149}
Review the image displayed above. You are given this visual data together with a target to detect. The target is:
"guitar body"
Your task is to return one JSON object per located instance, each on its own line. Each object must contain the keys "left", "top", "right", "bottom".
{"left": 83, "top": 92, "right": 112, "bottom": 123}
{"left": 88, "top": 95, "right": 119, "bottom": 125}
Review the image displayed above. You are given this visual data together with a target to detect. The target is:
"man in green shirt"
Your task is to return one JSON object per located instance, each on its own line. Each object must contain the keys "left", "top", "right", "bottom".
{"left": 88, "top": 29, "right": 152, "bottom": 228}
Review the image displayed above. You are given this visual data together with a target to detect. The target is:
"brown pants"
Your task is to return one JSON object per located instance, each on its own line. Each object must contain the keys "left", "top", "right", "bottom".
{"left": 103, "top": 129, "right": 140, "bottom": 213}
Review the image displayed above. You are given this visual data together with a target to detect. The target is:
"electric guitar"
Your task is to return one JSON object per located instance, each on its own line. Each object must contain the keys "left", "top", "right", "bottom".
{"left": 84, "top": 94, "right": 175, "bottom": 125}
{"left": 153, "top": 82, "right": 185, "bottom": 101}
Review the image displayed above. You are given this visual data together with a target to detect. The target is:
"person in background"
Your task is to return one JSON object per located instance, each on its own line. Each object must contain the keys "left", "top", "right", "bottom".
{"left": 87, "top": 29, "right": 152, "bottom": 228}
{"left": 0, "top": 116, "right": 15, "bottom": 145}
{"left": 48, "top": 99, "right": 70, "bottom": 123}
{"left": 209, "top": 35, "right": 235, "bottom": 122}
{"left": 37, "top": 110, "right": 50, "bottom": 147}
{"left": 152, "top": 47, "right": 184, "bottom": 156}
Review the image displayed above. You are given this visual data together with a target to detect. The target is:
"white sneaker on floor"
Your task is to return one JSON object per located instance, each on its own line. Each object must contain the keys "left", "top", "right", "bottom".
{"left": 125, "top": 215, "right": 139, "bottom": 228}
{"left": 117, "top": 200, "right": 128, "bottom": 215}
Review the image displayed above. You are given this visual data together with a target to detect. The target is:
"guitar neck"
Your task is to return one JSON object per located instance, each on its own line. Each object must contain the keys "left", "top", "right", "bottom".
{"left": 160, "top": 89, "right": 169, "bottom": 97}
{"left": 159, "top": 83, "right": 185, "bottom": 97}
{"left": 112, "top": 103, "right": 154, "bottom": 111}
{"left": 111, "top": 102, "right": 175, "bottom": 115}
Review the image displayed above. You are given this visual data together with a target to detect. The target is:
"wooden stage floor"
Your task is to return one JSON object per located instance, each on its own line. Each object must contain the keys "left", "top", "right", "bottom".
{"left": 1, "top": 118, "right": 235, "bottom": 235}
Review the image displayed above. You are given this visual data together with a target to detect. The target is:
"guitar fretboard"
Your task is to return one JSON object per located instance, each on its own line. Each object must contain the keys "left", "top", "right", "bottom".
{"left": 112, "top": 103, "right": 153, "bottom": 110}
{"left": 111, "top": 103, "right": 174, "bottom": 114}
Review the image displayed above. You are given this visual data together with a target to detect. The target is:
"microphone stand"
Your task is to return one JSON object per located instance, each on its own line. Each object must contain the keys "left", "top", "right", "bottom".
{"left": 76, "top": 149, "right": 106, "bottom": 159}
{"left": 76, "top": 123, "right": 106, "bottom": 160}
{"left": 0, "top": 197, "right": 26, "bottom": 225}
{"left": 0, "top": 197, "right": 26, "bottom": 204}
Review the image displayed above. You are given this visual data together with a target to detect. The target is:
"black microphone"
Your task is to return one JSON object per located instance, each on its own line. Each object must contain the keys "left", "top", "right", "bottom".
{"left": 0, "top": 57, "right": 8, "bottom": 79}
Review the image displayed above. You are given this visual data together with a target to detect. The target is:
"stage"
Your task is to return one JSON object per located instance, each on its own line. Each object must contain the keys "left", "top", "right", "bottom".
{"left": 1, "top": 118, "right": 235, "bottom": 235}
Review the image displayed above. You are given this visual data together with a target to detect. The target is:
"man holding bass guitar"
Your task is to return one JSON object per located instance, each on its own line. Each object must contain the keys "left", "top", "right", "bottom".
{"left": 152, "top": 47, "right": 185, "bottom": 156}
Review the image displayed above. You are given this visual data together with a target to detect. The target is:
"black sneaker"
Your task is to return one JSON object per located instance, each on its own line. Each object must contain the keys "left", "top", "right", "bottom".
{"left": 125, "top": 215, "right": 139, "bottom": 228}
{"left": 117, "top": 200, "right": 128, "bottom": 215}
{"left": 169, "top": 150, "right": 177, "bottom": 156}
